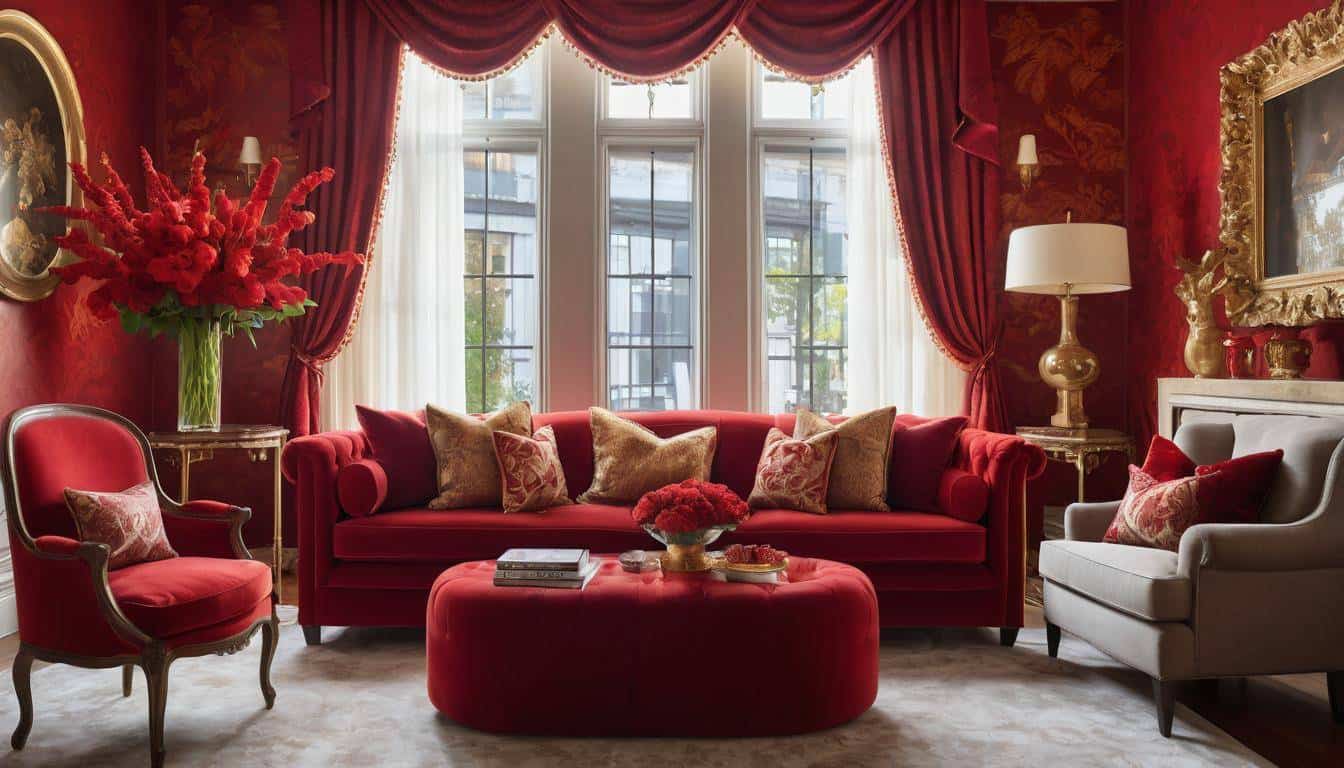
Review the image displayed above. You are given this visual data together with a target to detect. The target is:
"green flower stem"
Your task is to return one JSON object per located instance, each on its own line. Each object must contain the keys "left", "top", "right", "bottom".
{"left": 178, "top": 317, "right": 222, "bottom": 431}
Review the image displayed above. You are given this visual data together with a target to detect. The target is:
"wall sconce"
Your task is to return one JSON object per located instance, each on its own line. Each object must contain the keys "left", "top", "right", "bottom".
{"left": 1017, "top": 133, "right": 1040, "bottom": 192}
{"left": 239, "top": 136, "right": 262, "bottom": 186}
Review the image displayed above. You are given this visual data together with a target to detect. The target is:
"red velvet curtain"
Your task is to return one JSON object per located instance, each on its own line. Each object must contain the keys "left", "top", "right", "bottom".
{"left": 877, "top": 0, "right": 1006, "bottom": 431}
{"left": 279, "top": 0, "right": 403, "bottom": 437}
{"left": 284, "top": 0, "right": 1006, "bottom": 434}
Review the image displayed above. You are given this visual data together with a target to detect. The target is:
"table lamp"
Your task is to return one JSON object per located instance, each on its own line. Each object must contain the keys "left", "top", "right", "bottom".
{"left": 239, "top": 136, "right": 262, "bottom": 185}
{"left": 1005, "top": 218, "right": 1130, "bottom": 429}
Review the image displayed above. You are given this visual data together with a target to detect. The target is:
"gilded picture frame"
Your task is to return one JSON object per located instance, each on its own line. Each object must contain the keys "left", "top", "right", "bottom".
{"left": 0, "top": 10, "right": 85, "bottom": 302}
{"left": 1218, "top": 0, "right": 1344, "bottom": 326}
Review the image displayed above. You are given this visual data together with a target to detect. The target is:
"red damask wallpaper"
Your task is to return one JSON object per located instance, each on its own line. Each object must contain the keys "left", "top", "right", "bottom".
{"left": 0, "top": 0, "right": 156, "bottom": 429}
{"left": 989, "top": 1, "right": 1129, "bottom": 521}
{"left": 150, "top": 0, "right": 297, "bottom": 545}
{"left": 1126, "top": 0, "right": 1325, "bottom": 449}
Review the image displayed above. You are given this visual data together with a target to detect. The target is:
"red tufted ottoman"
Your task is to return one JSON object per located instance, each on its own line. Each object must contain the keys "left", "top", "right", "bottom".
{"left": 427, "top": 557, "right": 879, "bottom": 736}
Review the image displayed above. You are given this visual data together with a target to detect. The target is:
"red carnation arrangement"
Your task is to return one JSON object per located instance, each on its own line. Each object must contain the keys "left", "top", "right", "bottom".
{"left": 44, "top": 148, "right": 362, "bottom": 337}
{"left": 632, "top": 479, "right": 750, "bottom": 534}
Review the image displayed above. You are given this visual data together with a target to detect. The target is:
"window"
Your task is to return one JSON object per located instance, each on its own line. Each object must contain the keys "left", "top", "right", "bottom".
{"left": 463, "top": 148, "right": 539, "bottom": 412}
{"left": 462, "top": 50, "right": 545, "bottom": 413}
{"left": 605, "top": 148, "right": 697, "bottom": 410}
{"left": 463, "top": 57, "right": 542, "bottom": 121}
{"left": 607, "top": 76, "right": 696, "bottom": 120}
{"left": 755, "top": 64, "right": 851, "bottom": 414}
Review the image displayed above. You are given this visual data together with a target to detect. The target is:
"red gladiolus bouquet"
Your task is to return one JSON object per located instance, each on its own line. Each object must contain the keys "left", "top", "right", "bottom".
{"left": 632, "top": 479, "right": 750, "bottom": 534}
{"left": 44, "top": 148, "right": 362, "bottom": 340}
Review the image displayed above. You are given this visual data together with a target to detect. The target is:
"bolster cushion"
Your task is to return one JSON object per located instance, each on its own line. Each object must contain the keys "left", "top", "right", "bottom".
{"left": 337, "top": 459, "right": 389, "bottom": 518}
{"left": 936, "top": 469, "right": 990, "bottom": 522}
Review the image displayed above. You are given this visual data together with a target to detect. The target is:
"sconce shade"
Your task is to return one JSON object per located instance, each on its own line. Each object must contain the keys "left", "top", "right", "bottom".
{"left": 1016, "top": 134, "right": 1038, "bottom": 166}
{"left": 1005, "top": 223, "right": 1131, "bottom": 295}
{"left": 239, "top": 136, "right": 262, "bottom": 166}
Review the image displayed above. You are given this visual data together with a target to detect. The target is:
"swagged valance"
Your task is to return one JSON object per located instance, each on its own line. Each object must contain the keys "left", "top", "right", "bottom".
{"left": 280, "top": 0, "right": 1008, "bottom": 436}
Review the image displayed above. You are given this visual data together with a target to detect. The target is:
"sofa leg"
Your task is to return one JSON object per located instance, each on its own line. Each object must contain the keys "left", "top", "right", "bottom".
{"left": 999, "top": 627, "right": 1019, "bottom": 648}
{"left": 302, "top": 625, "right": 322, "bottom": 646}
{"left": 1046, "top": 622, "right": 1061, "bottom": 658}
{"left": 1152, "top": 678, "right": 1175, "bottom": 737}
{"left": 1329, "top": 671, "right": 1344, "bottom": 724}
{"left": 11, "top": 647, "right": 33, "bottom": 750}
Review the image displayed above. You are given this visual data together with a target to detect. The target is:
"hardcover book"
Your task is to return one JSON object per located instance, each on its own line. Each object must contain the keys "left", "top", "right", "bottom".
{"left": 493, "top": 559, "right": 601, "bottom": 589}
{"left": 497, "top": 548, "right": 589, "bottom": 572}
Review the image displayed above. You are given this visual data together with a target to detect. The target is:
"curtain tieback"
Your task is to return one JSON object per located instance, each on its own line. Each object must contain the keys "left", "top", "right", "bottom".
{"left": 293, "top": 348, "right": 327, "bottom": 384}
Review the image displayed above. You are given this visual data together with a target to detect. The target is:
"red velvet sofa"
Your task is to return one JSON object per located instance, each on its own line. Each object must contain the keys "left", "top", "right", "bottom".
{"left": 283, "top": 409, "right": 1046, "bottom": 645}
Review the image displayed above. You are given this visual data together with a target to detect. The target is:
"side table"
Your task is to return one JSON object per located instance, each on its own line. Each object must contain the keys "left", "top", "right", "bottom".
{"left": 1015, "top": 427, "right": 1134, "bottom": 608}
{"left": 148, "top": 426, "right": 289, "bottom": 603}
{"left": 1015, "top": 427, "right": 1134, "bottom": 504}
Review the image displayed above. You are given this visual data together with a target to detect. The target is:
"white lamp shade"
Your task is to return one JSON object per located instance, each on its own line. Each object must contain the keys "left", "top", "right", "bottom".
{"left": 239, "top": 136, "right": 262, "bottom": 166}
{"left": 1005, "top": 223, "right": 1130, "bottom": 295}
{"left": 1016, "top": 134, "right": 1038, "bottom": 165}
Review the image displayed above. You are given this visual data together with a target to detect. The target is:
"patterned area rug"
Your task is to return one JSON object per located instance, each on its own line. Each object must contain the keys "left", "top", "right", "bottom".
{"left": 0, "top": 625, "right": 1269, "bottom": 767}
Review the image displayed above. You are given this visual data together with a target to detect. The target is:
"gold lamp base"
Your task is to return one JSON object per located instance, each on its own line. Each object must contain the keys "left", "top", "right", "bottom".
{"left": 1038, "top": 291, "right": 1100, "bottom": 430}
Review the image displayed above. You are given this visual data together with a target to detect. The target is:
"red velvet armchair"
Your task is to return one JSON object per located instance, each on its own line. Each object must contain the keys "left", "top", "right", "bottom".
{"left": 1, "top": 404, "right": 278, "bottom": 768}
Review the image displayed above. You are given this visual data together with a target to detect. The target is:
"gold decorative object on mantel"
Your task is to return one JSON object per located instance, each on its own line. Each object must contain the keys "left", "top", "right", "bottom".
{"left": 1217, "top": 0, "right": 1344, "bottom": 326}
{"left": 1174, "top": 249, "right": 1227, "bottom": 378}
{"left": 1264, "top": 336, "right": 1313, "bottom": 378}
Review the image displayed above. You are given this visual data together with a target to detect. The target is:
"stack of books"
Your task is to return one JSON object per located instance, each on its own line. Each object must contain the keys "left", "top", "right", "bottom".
{"left": 494, "top": 548, "right": 600, "bottom": 589}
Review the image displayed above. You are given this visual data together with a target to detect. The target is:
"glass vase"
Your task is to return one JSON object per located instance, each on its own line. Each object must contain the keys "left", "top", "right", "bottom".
{"left": 641, "top": 524, "right": 736, "bottom": 572}
{"left": 177, "top": 317, "right": 223, "bottom": 432}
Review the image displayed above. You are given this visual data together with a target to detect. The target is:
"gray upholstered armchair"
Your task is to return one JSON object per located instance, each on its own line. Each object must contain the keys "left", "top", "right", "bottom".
{"left": 1040, "top": 413, "right": 1344, "bottom": 736}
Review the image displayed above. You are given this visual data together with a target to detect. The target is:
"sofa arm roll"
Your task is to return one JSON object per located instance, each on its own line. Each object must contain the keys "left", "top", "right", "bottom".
{"left": 936, "top": 469, "right": 990, "bottom": 522}
{"left": 338, "top": 459, "right": 389, "bottom": 518}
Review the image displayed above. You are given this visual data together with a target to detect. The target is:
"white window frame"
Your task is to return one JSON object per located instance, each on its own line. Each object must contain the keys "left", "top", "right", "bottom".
{"left": 596, "top": 72, "right": 707, "bottom": 411}
{"left": 461, "top": 45, "right": 549, "bottom": 410}
{"left": 750, "top": 61, "right": 850, "bottom": 412}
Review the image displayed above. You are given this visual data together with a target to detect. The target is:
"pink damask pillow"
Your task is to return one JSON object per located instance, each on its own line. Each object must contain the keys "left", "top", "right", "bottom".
{"left": 491, "top": 425, "right": 572, "bottom": 513}
{"left": 748, "top": 427, "right": 840, "bottom": 515}
{"left": 64, "top": 481, "right": 177, "bottom": 569}
{"left": 1103, "top": 466, "right": 1203, "bottom": 551}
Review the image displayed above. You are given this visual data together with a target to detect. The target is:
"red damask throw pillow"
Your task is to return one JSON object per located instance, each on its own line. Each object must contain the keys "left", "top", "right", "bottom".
{"left": 1103, "top": 467, "right": 1203, "bottom": 551}
{"left": 748, "top": 427, "right": 840, "bottom": 515}
{"left": 356, "top": 405, "right": 438, "bottom": 510}
{"left": 64, "top": 481, "right": 177, "bottom": 569}
{"left": 491, "top": 425, "right": 572, "bottom": 513}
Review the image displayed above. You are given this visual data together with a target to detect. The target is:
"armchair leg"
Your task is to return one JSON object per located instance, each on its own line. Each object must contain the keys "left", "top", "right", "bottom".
{"left": 144, "top": 653, "right": 171, "bottom": 768}
{"left": 1152, "top": 678, "right": 1175, "bottom": 737}
{"left": 999, "top": 627, "right": 1019, "bottom": 648}
{"left": 122, "top": 664, "right": 134, "bottom": 697}
{"left": 11, "top": 647, "right": 33, "bottom": 750}
{"left": 260, "top": 618, "right": 278, "bottom": 709}
{"left": 1329, "top": 671, "right": 1344, "bottom": 724}
{"left": 1046, "top": 622, "right": 1061, "bottom": 658}
{"left": 302, "top": 625, "right": 321, "bottom": 646}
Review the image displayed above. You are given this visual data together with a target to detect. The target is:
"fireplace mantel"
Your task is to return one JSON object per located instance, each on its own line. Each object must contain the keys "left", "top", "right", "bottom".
{"left": 1157, "top": 377, "right": 1344, "bottom": 437}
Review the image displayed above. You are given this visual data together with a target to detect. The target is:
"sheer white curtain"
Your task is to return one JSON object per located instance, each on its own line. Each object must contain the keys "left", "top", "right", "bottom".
{"left": 322, "top": 51, "right": 467, "bottom": 431}
{"left": 845, "top": 58, "right": 965, "bottom": 418}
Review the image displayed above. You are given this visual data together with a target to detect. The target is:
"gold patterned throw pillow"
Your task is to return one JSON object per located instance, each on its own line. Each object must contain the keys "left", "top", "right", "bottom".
{"left": 794, "top": 406, "right": 896, "bottom": 511}
{"left": 492, "top": 426, "right": 571, "bottom": 513}
{"left": 576, "top": 407, "right": 718, "bottom": 504}
{"left": 426, "top": 401, "right": 532, "bottom": 509}
{"left": 748, "top": 427, "right": 840, "bottom": 515}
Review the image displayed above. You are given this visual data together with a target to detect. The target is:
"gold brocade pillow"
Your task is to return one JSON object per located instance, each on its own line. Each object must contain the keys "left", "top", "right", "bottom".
{"left": 576, "top": 407, "right": 718, "bottom": 504}
{"left": 748, "top": 427, "right": 840, "bottom": 515}
{"left": 426, "top": 401, "right": 532, "bottom": 509}
{"left": 794, "top": 406, "right": 897, "bottom": 511}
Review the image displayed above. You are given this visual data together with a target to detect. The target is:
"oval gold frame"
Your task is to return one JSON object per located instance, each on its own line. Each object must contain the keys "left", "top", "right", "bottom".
{"left": 0, "top": 10, "right": 86, "bottom": 303}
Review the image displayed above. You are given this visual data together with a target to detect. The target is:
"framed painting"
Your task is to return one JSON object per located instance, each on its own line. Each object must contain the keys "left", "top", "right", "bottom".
{"left": 0, "top": 10, "right": 84, "bottom": 302}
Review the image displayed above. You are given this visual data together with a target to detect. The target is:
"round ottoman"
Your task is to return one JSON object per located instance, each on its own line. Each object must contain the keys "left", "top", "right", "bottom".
{"left": 426, "top": 557, "right": 878, "bottom": 736}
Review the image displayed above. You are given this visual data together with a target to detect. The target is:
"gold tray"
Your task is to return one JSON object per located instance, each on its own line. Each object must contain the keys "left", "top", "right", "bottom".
{"left": 710, "top": 557, "right": 788, "bottom": 574}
